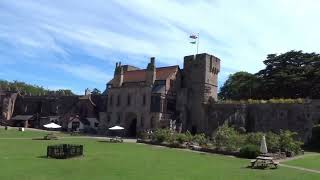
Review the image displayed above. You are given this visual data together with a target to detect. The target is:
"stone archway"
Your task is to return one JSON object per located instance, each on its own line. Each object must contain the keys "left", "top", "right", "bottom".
{"left": 125, "top": 112, "right": 137, "bottom": 137}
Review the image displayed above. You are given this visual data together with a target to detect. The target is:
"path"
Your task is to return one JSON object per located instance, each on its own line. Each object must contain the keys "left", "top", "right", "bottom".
{"left": 279, "top": 153, "right": 319, "bottom": 162}
{"left": 279, "top": 164, "right": 320, "bottom": 174}
{"left": 278, "top": 153, "right": 320, "bottom": 174}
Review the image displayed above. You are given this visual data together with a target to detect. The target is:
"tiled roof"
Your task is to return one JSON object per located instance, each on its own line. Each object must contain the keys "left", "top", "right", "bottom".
{"left": 109, "top": 66, "right": 179, "bottom": 84}
{"left": 11, "top": 115, "right": 34, "bottom": 121}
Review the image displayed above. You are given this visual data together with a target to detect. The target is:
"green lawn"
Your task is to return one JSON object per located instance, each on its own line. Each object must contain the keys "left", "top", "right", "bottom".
{"left": 284, "top": 154, "right": 320, "bottom": 171}
{"left": 0, "top": 127, "right": 68, "bottom": 138}
{"left": 0, "top": 129, "right": 319, "bottom": 180}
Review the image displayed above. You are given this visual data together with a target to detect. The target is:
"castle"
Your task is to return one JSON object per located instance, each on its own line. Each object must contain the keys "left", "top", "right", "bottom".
{"left": 1, "top": 53, "right": 320, "bottom": 142}
{"left": 102, "top": 53, "right": 220, "bottom": 136}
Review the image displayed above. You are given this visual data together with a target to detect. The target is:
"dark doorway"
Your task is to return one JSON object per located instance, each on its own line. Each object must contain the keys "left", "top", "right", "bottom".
{"left": 128, "top": 118, "right": 137, "bottom": 137}
{"left": 72, "top": 122, "right": 80, "bottom": 131}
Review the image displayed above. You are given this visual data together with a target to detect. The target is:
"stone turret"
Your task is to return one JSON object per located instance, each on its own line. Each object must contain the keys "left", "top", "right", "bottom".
{"left": 183, "top": 53, "right": 221, "bottom": 134}
{"left": 113, "top": 62, "right": 124, "bottom": 87}
{"left": 146, "top": 57, "right": 156, "bottom": 85}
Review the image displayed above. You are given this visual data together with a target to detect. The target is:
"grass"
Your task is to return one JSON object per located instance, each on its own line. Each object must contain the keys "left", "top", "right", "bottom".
{"left": 0, "top": 127, "right": 68, "bottom": 138}
{"left": 284, "top": 154, "right": 320, "bottom": 171}
{"left": 0, "top": 129, "right": 319, "bottom": 180}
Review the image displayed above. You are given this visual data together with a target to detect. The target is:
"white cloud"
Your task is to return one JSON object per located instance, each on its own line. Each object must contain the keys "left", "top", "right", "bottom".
{"left": 55, "top": 63, "right": 111, "bottom": 84}
{"left": 1, "top": 0, "right": 320, "bottom": 91}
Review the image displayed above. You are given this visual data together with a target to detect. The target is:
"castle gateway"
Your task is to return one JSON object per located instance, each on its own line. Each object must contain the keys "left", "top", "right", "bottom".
{"left": 102, "top": 53, "right": 220, "bottom": 136}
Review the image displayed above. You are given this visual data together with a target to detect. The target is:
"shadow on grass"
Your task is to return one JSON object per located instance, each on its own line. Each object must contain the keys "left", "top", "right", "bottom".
{"left": 32, "top": 138, "right": 58, "bottom": 140}
{"left": 244, "top": 165, "right": 278, "bottom": 170}
{"left": 97, "top": 140, "right": 123, "bottom": 143}
{"left": 37, "top": 155, "right": 48, "bottom": 159}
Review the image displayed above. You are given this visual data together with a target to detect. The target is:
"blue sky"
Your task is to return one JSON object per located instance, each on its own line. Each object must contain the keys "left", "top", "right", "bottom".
{"left": 1, "top": 0, "right": 320, "bottom": 94}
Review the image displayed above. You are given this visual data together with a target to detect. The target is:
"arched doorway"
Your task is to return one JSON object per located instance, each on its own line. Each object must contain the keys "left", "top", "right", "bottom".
{"left": 125, "top": 112, "right": 137, "bottom": 137}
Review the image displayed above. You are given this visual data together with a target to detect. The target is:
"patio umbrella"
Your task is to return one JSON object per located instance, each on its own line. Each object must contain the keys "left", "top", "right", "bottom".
{"left": 43, "top": 122, "right": 61, "bottom": 129}
{"left": 260, "top": 135, "right": 268, "bottom": 154}
{"left": 108, "top": 126, "right": 125, "bottom": 137}
{"left": 108, "top": 126, "right": 124, "bottom": 130}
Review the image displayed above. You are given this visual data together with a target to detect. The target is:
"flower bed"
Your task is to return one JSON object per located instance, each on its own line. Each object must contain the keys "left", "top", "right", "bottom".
{"left": 137, "top": 126, "right": 304, "bottom": 159}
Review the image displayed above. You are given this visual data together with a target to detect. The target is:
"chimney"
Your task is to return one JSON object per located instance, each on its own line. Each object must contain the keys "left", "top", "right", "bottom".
{"left": 113, "top": 61, "right": 124, "bottom": 87}
{"left": 146, "top": 57, "right": 156, "bottom": 85}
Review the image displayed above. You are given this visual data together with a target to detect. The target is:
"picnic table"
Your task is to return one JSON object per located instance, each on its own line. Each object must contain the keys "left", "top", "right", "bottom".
{"left": 250, "top": 156, "right": 279, "bottom": 169}
{"left": 110, "top": 136, "right": 123, "bottom": 143}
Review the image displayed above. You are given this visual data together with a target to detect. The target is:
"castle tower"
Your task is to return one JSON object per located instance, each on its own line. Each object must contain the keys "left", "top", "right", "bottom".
{"left": 113, "top": 62, "right": 124, "bottom": 87}
{"left": 183, "top": 53, "right": 220, "bottom": 133}
{"left": 146, "top": 57, "right": 156, "bottom": 85}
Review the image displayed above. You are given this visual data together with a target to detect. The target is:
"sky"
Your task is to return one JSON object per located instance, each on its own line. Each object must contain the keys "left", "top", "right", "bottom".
{"left": 1, "top": 0, "right": 320, "bottom": 95}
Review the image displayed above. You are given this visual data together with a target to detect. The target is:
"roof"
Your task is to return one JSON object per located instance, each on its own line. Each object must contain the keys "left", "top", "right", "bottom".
{"left": 11, "top": 115, "right": 34, "bottom": 121}
{"left": 108, "top": 66, "right": 179, "bottom": 84}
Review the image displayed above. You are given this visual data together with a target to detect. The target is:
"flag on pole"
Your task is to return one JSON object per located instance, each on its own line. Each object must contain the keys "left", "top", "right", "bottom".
{"left": 189, "top": 34, "right": 198, "bottom": 39}
{"left": 189, "top": 34, "right": 198, "bottom": 44}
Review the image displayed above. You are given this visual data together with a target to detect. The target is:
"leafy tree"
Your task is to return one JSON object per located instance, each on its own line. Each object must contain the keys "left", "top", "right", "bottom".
{"left": 219, "top": 72, "right": 260, "bottom": 100}
{"left": 0, "top": 79, "right": 74, "bottom": 95}
{"left": 219, "top": 50, "right": 320, "bottom": 100}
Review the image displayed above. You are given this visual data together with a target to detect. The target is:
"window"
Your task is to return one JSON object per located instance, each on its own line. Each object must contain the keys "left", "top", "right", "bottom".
{"left": 127, "top": 94, "right": 131, "bottom": 106}
{"left": 142, "top": 94, "right": 146, "bottom": 106}
{"left": 109, "top": 95, "right": 113, "bottom": 106}
{"left": 117, "top": 95, "right": 121, "bottom": 106}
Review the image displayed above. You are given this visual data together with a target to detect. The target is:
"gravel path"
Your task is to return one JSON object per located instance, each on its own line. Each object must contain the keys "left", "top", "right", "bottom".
{"left": 279, "top": 164, "right": 320, "bottom": 174}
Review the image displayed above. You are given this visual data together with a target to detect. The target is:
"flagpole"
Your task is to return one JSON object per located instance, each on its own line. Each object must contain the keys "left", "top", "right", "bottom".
{"left": 196, "top": 33, "right": 199, "bottom": 55}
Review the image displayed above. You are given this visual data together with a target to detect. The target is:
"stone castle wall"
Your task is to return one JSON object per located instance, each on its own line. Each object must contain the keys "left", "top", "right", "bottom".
{"left": 205, "top": 100, "right": 320, "bottom": 142}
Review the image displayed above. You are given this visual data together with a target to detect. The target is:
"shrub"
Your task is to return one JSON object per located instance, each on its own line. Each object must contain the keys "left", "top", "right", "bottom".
{"left": 239, "top": 144, "right": 260, "bottom": 159}
{"left": 245, "top": 131, "right": 281, "bottom": 153}
{"left": 266, "top": 131, "right": 280, "bottom": 152}
{"left": 185, "top": 131, "right": 193, "bottom": 143}
{"left": 193, "top": 133, "right": 208, "bottom": 147}
{"left": 151, "top": 129, "right": 171, "bottom": 143}
{"left": 213, "top": 124, "right": 245, "bottom": 151}
{"left": 245, "top": 132, "right": 263, "bottom": 146}
{"left": 279, "top": 130, "right": 303, "bottom": 154}
{"left": 176, "top": 133, "right": 187, "bottom": 144}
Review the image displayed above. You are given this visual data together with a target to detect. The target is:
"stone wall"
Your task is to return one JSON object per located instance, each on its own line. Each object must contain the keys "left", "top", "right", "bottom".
{"left": 0, "top": 91, "right": 18, "bottom": 121}
{"left": 205, "top": 100, "right": 320, "bottom": 142}
{"left": 0, "top": 92, "right": 107, "bottom": 130}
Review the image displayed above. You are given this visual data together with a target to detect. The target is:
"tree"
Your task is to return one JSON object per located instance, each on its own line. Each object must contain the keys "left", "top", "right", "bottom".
{"left": 0, "top": 79, "right": 75, "bottom": 96}
{"left": 219, "top": 50, "right": 320, "bottom": 100}
{"left": 218, "top": 72, "right": 260, "bottom": 100}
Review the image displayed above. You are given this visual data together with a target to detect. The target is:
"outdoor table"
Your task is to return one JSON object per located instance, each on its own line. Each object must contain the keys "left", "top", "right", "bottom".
{"left": 251, "top": 156, "right": 279, "bottom": 168}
